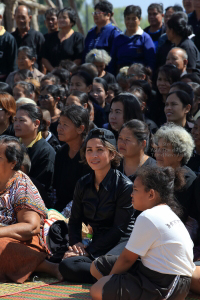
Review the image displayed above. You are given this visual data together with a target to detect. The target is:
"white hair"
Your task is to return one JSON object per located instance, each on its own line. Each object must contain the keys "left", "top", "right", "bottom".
{"left": 116, "top": 66, "right": 129, "bottom": 82}
{"left": 0, "top": 3, "right": 5, "bottom": 17}
{"left": 154, "top": 123, "right": 195, "bottom": 165}
{"left": 85, "top": 49, "right": 111, "bottom": 66}
{"left": 16, "top": 97, "right": 36, "bottom": 106}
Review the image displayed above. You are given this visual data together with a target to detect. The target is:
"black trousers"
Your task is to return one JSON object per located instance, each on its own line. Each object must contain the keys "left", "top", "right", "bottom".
{"left": 59, "top": 241, "right": 127, "bottom": 283}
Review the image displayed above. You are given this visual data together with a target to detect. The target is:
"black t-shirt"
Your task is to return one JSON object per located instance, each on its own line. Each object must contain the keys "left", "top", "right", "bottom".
{"left": 177, "top": 38, "right": 200, "bottom": 70}
{"left": 102, "top": 72, "right": 116, "bottom": 84}
{"left": 1, "top": 123, "right": 15, "bottom": 137}
{"left": 42, "top": 31, "right": 84, "bottom": 67}
{"left": 12, "top": 28, "right": 45, "bottom": 68}
{"left": 53, "top": 144, "right": 91, "bottom": 212}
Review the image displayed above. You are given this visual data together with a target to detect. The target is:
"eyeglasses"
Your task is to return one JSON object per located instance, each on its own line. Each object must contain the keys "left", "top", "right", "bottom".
{"left": 92, "top": 11, "right": 106, "bottom": 16}
{"left": 38, "top": 95, "right": 51, "bottom": 101}
{"left": 125, "top": 74, "right": 137, "bottom": 79}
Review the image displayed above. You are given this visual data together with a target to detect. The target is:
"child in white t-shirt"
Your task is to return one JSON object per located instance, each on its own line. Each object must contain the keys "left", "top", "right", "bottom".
{"left": 90, "top": 165, "right": 196, "bottom": 300}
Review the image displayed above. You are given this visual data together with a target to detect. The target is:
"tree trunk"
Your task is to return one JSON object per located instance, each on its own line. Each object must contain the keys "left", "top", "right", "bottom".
{"left": 44, "top": 0, "right": 56, "bottom": 8}
{"left": 69, "top": 0, "right": 84, "bottom": 36}
{"left": 2, "top": 0, "right": 16, "bottom": 32}
{"left": 56, "top": 0, "right": 63, "bottom": 10}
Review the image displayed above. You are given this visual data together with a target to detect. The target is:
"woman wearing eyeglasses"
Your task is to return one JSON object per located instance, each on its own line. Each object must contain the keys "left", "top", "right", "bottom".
{"left": 0, "top": 92, "right": 16, "bottom": 137}
{"left": 108, "top": 5, "right": 156, "bottom": 76}
{"left": 82, "top": 1, "right": 121, "bottom": 62}
{"left": 59, "top": 128, "right": 134, "bottom": 283}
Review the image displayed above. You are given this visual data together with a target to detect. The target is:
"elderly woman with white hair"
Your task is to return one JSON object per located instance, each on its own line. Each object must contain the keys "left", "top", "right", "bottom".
{"left": 154, "top": 123, "right": 196, "bottom": 222}
{"left": 85, "top": 49, "right": 116, "bottom": 84}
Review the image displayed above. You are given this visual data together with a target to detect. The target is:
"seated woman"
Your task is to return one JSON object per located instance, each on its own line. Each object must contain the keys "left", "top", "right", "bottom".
{"left": 14, "top": 69, "right": 33, "bottom": 84}
{"left": 118, "top": 120, "right": 156, "bottom": 182}
{"left": 90, "top": 165, "right": 195, "bottom": 300}
{"left": 53, "top": 105, "right": 90, "bottom": 212}
{"left": 14, "top": 104, "right": 55, "bottom": 193}
{"left": 108, "top": 5, "right": 155, "bottom": 76}
{"left": 0, "top": 136, "right": 62, "bottom": 283}
{"left": 164, "top": 90, "right": 193, "bottom": 132}
{"left": 105, "top": 93, "right": 143, "bottom": 139}
{"left": 0, "top": 92, "right": 16, "bottom": 136}
{"left": 154, "top": 123, "right": 196, "bottom": 222}
{"left": 85, "top": 49, "right": 116, "bottom": 84}
{"left": 42, "top": 7, "right": 84, "bottom": 72}
{"left": 59, "top": 128, "right": 134, "bottom": 283}
{"left": 6, "top": 46, "right": 44, "bottom": 89}
{"left": 39, "top": 85, "right": 61, "bottom": 139}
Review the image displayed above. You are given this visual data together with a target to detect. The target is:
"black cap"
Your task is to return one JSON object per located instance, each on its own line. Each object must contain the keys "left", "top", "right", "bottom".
{"left": 85, "top": 128, "right": 116, "bottom": 147}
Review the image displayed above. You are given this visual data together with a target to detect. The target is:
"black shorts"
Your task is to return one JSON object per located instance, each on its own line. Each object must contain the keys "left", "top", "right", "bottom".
{"left": 95, "top": 255, "right": 191, "bottom": 300}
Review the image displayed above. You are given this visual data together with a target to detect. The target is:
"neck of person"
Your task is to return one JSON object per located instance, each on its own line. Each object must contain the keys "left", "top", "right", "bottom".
{"left": 0, "top": 120, "right": 10, "bottom": 135}
{"left": 162, "top": 94, "right": 167, "bottom": 103}
{"left": 42, "top": 130, "right": 49, "bottom": 139}
{"left": 94, "top": 164, "right": 111, "bottom": 187}
{"left": 59, "top": 27, "right": 73, "bottom": 38}
{"left": 21, "top": 131, "right": 38, "bottom": 147}
{"left": 173, "top": 34, "right": 184, "bottom": 46}
{"left": 68, "top": 136, "right": 83, "bottom": 159}
{"left": 0, "top": 170, "right": 16, "bottom": 192}
{"left": 49, "top": 106, "right": 60, "bottom": 118}
{"left": 96, "top": 20, "right": 110, "bottom": 33}
{"left": 174, "top": 117, "right": 187, "bottom": 128}
{"left": 99, "top": 100, "right": 106, "bottom": 108}
{"left": 126, "top": 27, "right": 139, "bottom": 37}
{"left": 124, "top": 152, "right": 147, "bottom": 176}
{"left": 149, "top": 23, "right": 162, "bottom": 33}
{"left": 18, "top": 25, "right": 30, "bottom": 37}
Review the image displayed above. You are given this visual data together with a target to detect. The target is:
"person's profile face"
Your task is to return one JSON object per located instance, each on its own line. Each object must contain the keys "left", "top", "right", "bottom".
{"left": 164, "top": 93, "right": 190, "bottom": 124}
{"left": 156, "top": 72, "right": 171, "bottom": 96}
{"left": 166, "top": 51, "right": 185, "bottom": 73}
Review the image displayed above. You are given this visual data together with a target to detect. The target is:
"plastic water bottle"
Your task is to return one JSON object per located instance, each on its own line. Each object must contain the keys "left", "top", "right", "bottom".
{"left": 82, "top": 233, "right": 93, "bottom": 247}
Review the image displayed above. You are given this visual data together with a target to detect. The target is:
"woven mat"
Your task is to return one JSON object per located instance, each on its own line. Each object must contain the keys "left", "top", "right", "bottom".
{"left": 3, "top": 282, "right": 91, "bottom": 299}
{"left": 0, "top": 275, "right": 61, "bottom": 298}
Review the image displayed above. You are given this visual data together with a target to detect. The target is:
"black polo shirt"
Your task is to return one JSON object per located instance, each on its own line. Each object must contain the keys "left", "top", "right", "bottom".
{"left": 188, "top": 11, "right": 200, "bottom": 35}
{"left": 12, "top": 28, "right": 45, "bottom": 68}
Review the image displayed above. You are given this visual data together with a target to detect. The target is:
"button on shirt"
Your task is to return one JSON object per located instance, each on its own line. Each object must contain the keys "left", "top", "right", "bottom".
{"left": 69, "top": 168, "right": 134, "bottom": 258}
{"left": 83, "top": 23, "right": 121, "bottom": 62}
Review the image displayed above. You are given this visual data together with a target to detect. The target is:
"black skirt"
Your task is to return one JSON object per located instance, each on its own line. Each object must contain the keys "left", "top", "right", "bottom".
{"left": 95, "top": 255, "right": 191, "bottom": 300}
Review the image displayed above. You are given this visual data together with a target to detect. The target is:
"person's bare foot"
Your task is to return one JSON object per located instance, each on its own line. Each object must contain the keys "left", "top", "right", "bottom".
{"left": 54, "top": 264, "right": 64, "bottom": 281}
{"left": 35, "top": 260, "right": 63, "bottom": 281}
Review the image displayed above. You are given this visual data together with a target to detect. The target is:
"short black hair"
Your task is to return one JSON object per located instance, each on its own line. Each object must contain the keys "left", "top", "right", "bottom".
{"left": 158, "top": 65, "right": 181, "bottom": 84}
{"left": 94, "top": 1, "right": 113, "bottom": 15}
{"left": 124, "top": 5, "right": 142, "bottom": 19}
{"left": 60, "top": 104, "right": 89, "bottom": 138}
{"left": 93, "top": 77, "right": 108, "bottom": 92}
{"left": 18, "top": 46, "right": 36, "bottom": 60}
{"left": 41, "top": 73, "right": 60, "bottom": 85}
{"left": 13, "top": 81, "right": 34, "bottom": 97}
{"left": 181, "top": 73, "right": 200, "bottom": 84}
{"left": 57, "top": 7, "right": 77, "bottom": 27}
{"left": 71, "top": 71, "right": 93, "bottom": 87}
{"left": 79, "top": 63, "right": 98, "bottom": 79}
{"left": 14, "top": 69, "right": 33, "bottom": 81}
{"left": 148, "top": 3, "right": 163, "bottom": 13}
{"left": 17, "top": 104, "right": 45, "bottom": 132}
{"left": 59, "top": 60, "right": 79, "bottom": 73}
{"left": 167, "top": 12, "right": 192, "bottom": 38}
{"left": 0, "top": 82, "right": 13, "bottom": 95}
{"left": 170, "top": 81, "right": 194, "bottom": 101}
{"left": 0, "top": 135, "right": 26, "bottom": 171}
{"left": 69, "top": 90, "right": 89, "bottom": 106}
{"left": 40, "top": 84, "right": 60, "bottom": 98}
{"left": 45, "top": 8, "right": 58, "bottom": 18}
{"left": 108, "top": 83, "right": 122, "bottom": 96}
{"left": 51, "top": 67, "right": 70, "bottom": 84}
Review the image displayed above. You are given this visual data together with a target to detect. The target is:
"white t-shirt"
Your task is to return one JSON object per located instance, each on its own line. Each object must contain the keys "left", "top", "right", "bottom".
{"left": 126, "top": 205, "right": 195, "bottom": 276}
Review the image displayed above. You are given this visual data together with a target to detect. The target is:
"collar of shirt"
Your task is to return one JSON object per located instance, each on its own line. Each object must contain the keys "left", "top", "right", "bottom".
{"left": 123, "top": 26, "right": 144, "bottom": 37}
{"left": 20, "top": 131, "right": 42, "bottom": 148}
{"left": 0, "top": 26, "right": 5, "bottom": 36}
{"left": 84, "top": 168, "right": 115, "bottom": 192}
{"left": 94, "top": 22, "right": 114, "bottom": 34}
{"left": 45, "top": 131, "right": 52, "bottom": 142}
{"left": 15, "top": 27, "right": 32, "bottom": 38}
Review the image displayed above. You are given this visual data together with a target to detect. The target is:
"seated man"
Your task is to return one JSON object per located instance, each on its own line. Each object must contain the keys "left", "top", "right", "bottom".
{"left": 166, "top": 47, "right": 188, "bottom": 76}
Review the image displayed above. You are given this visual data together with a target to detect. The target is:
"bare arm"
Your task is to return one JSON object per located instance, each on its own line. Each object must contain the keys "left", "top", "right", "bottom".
{"left": 110, "top": 248, "right": 138, "bottom": 275}
{"left": 42, "top": 58, "right": 54, "bottom": 72}
{"left": 0, "top": 209, "right": 41, "bottom": 242}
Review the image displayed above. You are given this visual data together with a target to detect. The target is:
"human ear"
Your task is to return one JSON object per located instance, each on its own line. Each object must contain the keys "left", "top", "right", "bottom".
{"left": 87, "top": 85, "right": 92, "bottom": 93}
{"left": 76, "top": 124, "right": 85, "bottom": 135}
{"left": 185, "top": 104, "right": 191, "bottom": 114}
{"left": 34, "top": 119, "right": 40, "bottom": 130}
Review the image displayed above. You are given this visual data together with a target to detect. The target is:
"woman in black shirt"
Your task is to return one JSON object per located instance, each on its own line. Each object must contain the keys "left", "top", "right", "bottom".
{"left": 53, "top": 105, "right": 90, "bottom": 212}
{"left": 42, "top": 7, "right": 84, "bottom": 72}
{"left": 59, "top": 128, "right": 134, "bottom": 283}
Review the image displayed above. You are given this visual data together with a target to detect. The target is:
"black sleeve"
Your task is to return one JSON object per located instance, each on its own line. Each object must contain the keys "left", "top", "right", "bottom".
{"left": 181, "top": 41, "right": 198, "bottom": 69}
{"left": 86, "top": 182, "right": 134, "bottom": 257}
{"left": 35, "top": 32, "right": 45, "bottom": 62}
{"left": 68, "top": 180, "right": 83, "bottom": 245}
{"left": 7, "top": 35, "right": 17, "bottom": 73}
{"left": 73, "top": 33, "right": 84, "bottom": 60}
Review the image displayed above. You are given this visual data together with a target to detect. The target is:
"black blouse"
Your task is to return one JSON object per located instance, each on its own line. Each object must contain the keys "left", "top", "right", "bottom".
{"left": 69, "top": 168, "right": 134, "bottom": 258}
{"left": 42, "top": 31, "right": 84, "bottom": 67}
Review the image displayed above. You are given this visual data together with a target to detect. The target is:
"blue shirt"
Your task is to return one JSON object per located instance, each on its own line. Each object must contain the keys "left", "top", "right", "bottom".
{"left": 108, "top": 29, "right": 156, "bottom": 75}
{"left": 82, "top": 23, "right": 121, "bottom": 62}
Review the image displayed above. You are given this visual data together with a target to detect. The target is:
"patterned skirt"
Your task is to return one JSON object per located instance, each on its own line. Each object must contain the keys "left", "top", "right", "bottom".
{"left": 0, "top": 235, "right": 47, "bottom": 283}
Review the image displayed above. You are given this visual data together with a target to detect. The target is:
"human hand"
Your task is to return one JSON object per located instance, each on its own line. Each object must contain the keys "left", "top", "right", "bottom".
{"left": 62, "top": 250, "right": 79, "bottom": 259}
{"left": 69, "top": 242, "right": 87, "bottom": 256}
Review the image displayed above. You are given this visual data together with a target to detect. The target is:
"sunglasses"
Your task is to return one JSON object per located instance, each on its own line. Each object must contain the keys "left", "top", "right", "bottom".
{"left": 38, "top": 95, "right": 51, "bottom": 101}
{"left": 92, "top": 11, "right": 106, "bottom": 16}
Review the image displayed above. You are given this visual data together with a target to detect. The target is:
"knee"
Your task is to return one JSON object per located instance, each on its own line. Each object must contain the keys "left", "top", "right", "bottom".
{"left": 59, "top": 258, "right": 71, "bottom": 280}
{"left": 90, "top": 283, "right": 103, "bottom": 300}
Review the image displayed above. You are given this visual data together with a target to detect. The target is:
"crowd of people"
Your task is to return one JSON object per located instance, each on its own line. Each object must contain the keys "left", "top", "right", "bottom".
{"left": 1, "top": 0, "right": 200, "bottom": 298}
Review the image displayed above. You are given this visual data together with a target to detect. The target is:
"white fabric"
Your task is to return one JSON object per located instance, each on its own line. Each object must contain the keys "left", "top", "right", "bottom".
{"left": 45, "top": 131, "right": 52, "bottom": 142}
{"left": 124, "top": 26, "right": 144, "bottom": 37}
{"left": 126, "top": 205, "right": 195, "bottom": 276}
